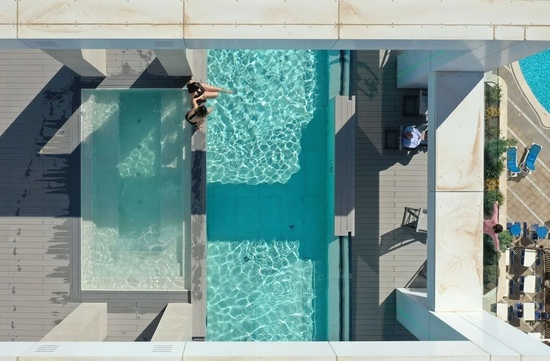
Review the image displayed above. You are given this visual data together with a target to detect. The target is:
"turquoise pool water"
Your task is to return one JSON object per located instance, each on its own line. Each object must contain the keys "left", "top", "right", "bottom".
{"left": 80, "top": 89, "right": 190, "bottom": 291}
{"left": 206, "top": 50, "right": 332, "bottom": 341}
{"left": 519, "top": 49, "right": 550, "bottom": 113}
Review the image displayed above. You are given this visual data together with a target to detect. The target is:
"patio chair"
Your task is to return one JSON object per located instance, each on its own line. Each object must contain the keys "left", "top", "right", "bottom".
{"left": 507, "top": 146, "right": 521, "bottom": 177}
{"left": 402, "top": 89, "right": 428, "bottom": 117}
{"left": 514, "top": 302, "right": 524, "bottom": 318}
{"left": 536, "top": 276, "right": 543, "bottom": 292}
{"left": 531, "top": 223, "right": 539, "bottom": 242}
{"left": 520, "top": 143, "right": 542, "bottom": 175}
{"left": 536, "top": 311, "right": 550, "bottom": 320}
{"left": 509, "top": 279, "right": 515, "bottom": 295}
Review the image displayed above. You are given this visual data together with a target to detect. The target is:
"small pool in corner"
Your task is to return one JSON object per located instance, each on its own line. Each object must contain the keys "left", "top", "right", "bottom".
{"left": 80, "top": 89, "right": 191, "bottom": 291}
{"left": 205, "top": 50, "right": 334, "bottom": 341}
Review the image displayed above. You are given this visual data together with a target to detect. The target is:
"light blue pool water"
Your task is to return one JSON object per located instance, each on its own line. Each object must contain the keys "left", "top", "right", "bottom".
{"left": 519, "top": 49, "right": 550, "bottom": 113}
{"left": 206, "top": 50, "right": 332, "bottom": 341}
{"left": 81, "top": 89, "right": 189, "bottom": 291}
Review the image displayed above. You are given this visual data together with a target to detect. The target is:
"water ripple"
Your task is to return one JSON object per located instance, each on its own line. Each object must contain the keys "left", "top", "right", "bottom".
{"left": 206, "top": 50, "right": 319, "bottom": 184}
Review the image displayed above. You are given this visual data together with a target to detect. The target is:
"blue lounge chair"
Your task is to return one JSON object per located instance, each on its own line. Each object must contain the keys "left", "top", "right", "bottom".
{"left": 520, "top": 143, "right": 542, "bottom": 175}
{"left": 507, "top": 146, "right": 521, "bottom": 177}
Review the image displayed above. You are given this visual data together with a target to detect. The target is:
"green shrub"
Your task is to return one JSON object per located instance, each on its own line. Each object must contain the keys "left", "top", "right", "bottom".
{"left": 485, "top": 123, "right": 501, "bottom": 139}
{"left": 483, "top": 234, "right": 500, "bottom": 290}
{"left": 485, "top": 83, "right": 502, "bottom": 107}
{"left": 498, "top": 230, "right": 514, "bottom": 252}
{"left": 484, "top": 137, "right": 516, "bottom": 179}
{"left": 484, "top": 190, "right": 504, "bottom": 217}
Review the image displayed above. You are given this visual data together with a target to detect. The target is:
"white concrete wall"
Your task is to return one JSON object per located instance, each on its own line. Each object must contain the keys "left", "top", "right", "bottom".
{"left": 0, "top": 340, "right": 494, "bottom": 361}
{"left": 427, "top": 72, "right": 485, "bottom": 312}
{"left": 396, "top": 289, "right": 550, "bottom": 360}
{"left": 40, "top": 303, "right": 107, "bottom": 342}
{"left": 0, "top": 0, "right": 549, "bottom": 50}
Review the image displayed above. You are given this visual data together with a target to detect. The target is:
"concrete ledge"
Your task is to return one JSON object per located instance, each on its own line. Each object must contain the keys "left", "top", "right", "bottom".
{"left": 330, "top": 341, "right": 489, "bottom": 361}
{"left": 19, "top": 342, "right": 185, "bottom": 361}
{"left": 152, "top": 303, "right": 193, "bottom": 342}
{"left": 3, "top": 339, "right": 550, "bottom": 359}
{"left": 41, "top": 303, "right": 107, "bottom": 342}
{"left": 0, "top": 342, "right": 33, "bottom": 361}
{"left": 183, "top": 342, "right": 336, "bottom": 361}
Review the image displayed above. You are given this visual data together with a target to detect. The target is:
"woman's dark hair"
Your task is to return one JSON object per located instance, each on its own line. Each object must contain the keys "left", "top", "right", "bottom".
{"left": 187, "top": 81, "right": 200, "bottom": 93}
{"left": 196, "top": 105, "right": 209, "bottom": 117}
{"left": 493, "top": 224, "right": 503, "bottom": 233}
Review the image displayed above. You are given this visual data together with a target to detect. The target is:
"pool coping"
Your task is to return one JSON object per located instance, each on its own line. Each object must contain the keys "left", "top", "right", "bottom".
{"left": 189, "top": 49, "right": 208, "bottom": 339}
{"left": 510, "top": 61, "right": 550, "bottom": 129}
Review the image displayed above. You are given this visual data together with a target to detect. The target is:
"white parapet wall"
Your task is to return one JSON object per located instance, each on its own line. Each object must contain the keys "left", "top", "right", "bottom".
{"left": 0, "top": 342, "right": 33, "bottom": 361}
{"left": 0, "top": 0, "right": 549, "bottom": 50}
{"left": 40, "top": 303, "right": 107, "bottom": 342}
{"left": 396, "top": 288, "right": 550, "bottom": 360}
{"left": 2, "top": 340, "right": 493, "bottom": 360}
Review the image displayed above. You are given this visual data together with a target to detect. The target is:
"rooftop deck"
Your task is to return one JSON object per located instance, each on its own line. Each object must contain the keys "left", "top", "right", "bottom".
{"left": 1, "top": 48, "right": 427, "bottom": 341}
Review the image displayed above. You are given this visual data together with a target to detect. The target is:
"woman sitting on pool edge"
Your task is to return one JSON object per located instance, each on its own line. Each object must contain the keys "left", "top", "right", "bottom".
{"left": 186, "top": 79, "right": 232, "bottom": 102}
{"left": 185, "top": 96, "right": 213, "bottom": 129}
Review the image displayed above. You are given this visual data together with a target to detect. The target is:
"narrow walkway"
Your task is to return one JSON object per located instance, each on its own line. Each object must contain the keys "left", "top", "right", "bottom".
{"left": 351, "top": 50, "right": 427, "bottom": 340}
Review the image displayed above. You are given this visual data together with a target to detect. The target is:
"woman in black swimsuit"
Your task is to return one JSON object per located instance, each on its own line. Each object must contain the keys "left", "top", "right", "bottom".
{"left": 186, "top": 79, "right": 232, "bottom": 101}
{"left": 185, "top": 96, "right": 212, "bottom": 129}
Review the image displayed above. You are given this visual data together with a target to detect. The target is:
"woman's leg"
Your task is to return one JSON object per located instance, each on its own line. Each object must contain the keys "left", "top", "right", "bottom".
{"left": 202, "top": 83, "right": 232, "bottom": 93}
{"left": 201, "top": 83, "right": 222, "bottom": 92}
{"left": 202, "top": 91, "right": 220, "bottom": 99}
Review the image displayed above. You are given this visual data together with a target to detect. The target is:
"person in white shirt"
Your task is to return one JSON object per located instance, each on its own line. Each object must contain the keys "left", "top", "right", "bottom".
{"left": 402, "top": 125, "right": 426, "bottom": 149}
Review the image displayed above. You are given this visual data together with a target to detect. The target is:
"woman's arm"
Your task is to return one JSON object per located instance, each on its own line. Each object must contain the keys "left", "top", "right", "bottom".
{"left": 191, "top": 97, "right": 200, "bottom": 109}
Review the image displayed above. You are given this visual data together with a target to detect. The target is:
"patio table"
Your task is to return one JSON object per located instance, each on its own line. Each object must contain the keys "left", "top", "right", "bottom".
{"left": 523, "top": 275, "right": 537, "bottom": 293}
{"left": 496, "top": 303, "right": 508, "bottom": 321}
{"left": 524, "top": 302, "right": 536, "bottom": 321}
{"left": 523, "top": 249, "right": 537, "bottom": 267}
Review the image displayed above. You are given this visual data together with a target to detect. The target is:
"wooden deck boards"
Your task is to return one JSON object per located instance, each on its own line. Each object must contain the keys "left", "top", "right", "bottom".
{"left": 350, "top": 50, "right": 428, "bottom": 341}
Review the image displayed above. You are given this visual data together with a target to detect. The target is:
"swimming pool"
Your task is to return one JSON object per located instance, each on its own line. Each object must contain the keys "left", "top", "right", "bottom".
{"left": 80, "top": 89, "right": 191, "bottom": 291}
{"left": 205, "top": 50, "right": 333, "bottom": 341}
{"left": 519, "top": 49, "right": 550, "bottom": 113}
